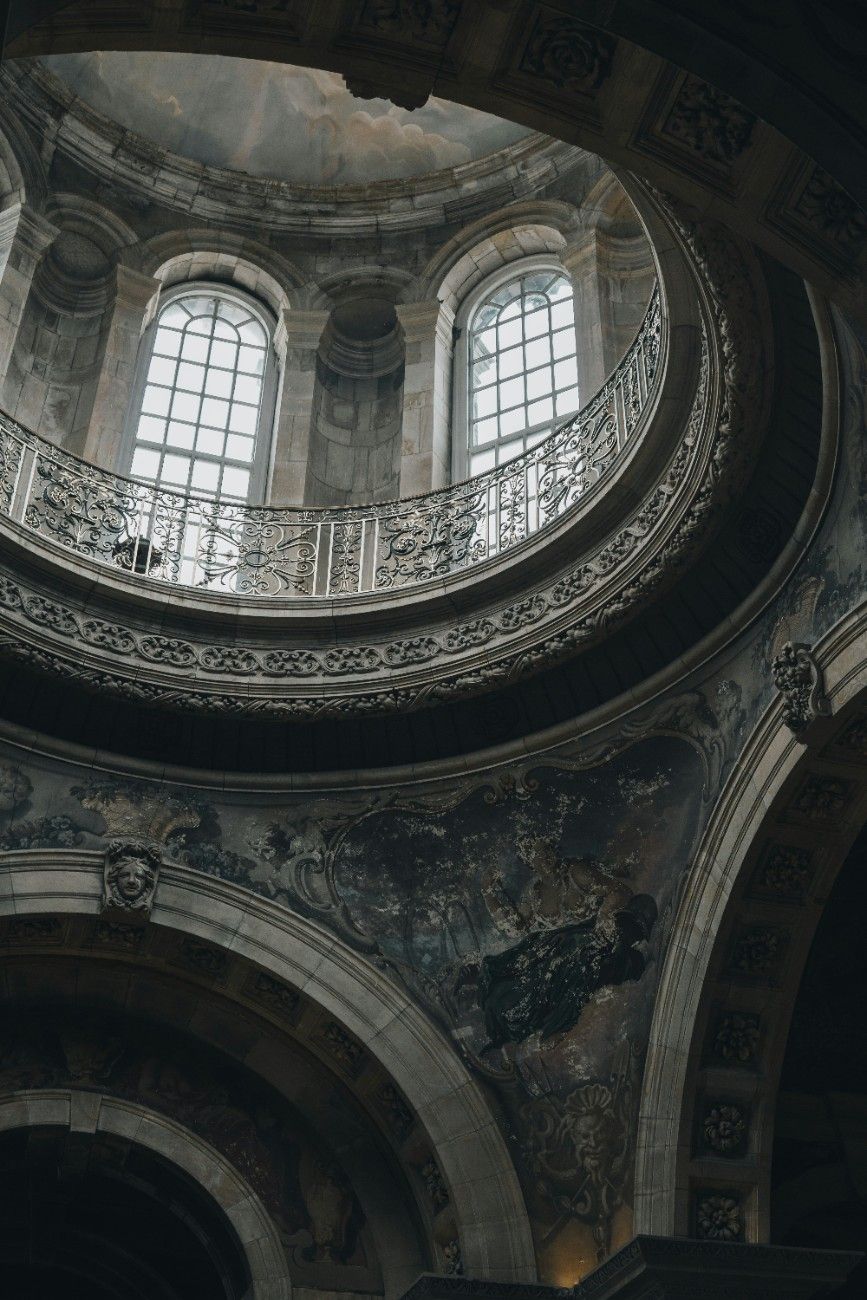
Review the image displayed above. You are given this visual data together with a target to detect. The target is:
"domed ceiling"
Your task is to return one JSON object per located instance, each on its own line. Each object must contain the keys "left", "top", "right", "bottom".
{"left": 41, "top": 51, "right": 530, "bottom": 187}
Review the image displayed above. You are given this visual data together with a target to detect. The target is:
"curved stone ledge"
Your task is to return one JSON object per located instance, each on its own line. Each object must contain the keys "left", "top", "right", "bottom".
{"left": 0, "top": 195, "right": 774, "bottom": 723}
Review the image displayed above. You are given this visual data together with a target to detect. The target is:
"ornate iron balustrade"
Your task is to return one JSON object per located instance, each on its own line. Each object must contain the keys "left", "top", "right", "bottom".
{"left": 0, "top": 288, "right": 660, "bottom": 599}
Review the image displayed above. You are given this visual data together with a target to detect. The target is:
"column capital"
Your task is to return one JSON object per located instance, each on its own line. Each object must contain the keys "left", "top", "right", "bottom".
{"left": 396, "top": 298, "right": 455, "bottom": 349}
{"left": 112, "top": 264, "right": 161, "bottom": 313}
{"left": 274, "top": 308, "right": 330, "bottom": 358}
{"left": 0, "top": 200, "right": 59, "bottom": 261}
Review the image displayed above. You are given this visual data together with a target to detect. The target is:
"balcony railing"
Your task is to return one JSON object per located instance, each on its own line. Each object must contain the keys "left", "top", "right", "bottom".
{"left": 0, "top": 288, "right": 660, "bottom": 599}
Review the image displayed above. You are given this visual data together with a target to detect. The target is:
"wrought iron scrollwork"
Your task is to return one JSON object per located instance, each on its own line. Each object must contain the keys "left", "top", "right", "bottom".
{"left": 0, "top": 288, "right": 660, "bottom": 600}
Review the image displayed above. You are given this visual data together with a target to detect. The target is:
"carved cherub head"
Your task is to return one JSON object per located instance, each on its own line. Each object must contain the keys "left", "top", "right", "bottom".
{"left": 102, "top": 841, "right": 160, "bottom": 913}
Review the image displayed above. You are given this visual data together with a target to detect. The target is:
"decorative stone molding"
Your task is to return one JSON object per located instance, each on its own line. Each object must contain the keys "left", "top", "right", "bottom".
{"left": 517, "top": 13, "right": 616, "bottom": 95}
{"left": 101, "top": 839, "right": 160, "bottom": 915}
{"left": 701, "top": 1102, "right": 748, "bottom": 1156}
{"left": 694, "top": 1191, "right": 743, "bottom": 1242}
{"left": 661, "top": 75, "right": 757, "bottom": 165}
{"left": 709, "top": 1012, "right": 760, "bottom": 1067}
{"left": 771, "top": 640, "right": 830, "bottom": 734}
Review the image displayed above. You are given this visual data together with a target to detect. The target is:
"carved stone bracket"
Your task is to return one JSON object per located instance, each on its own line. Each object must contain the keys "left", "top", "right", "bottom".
{"left": 771, "top": 640, "right": 831, "bottom": 735}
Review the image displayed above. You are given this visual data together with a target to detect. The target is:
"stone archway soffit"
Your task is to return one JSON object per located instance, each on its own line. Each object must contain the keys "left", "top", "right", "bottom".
{"left": 634, "top": 599, "right": 867, "bottom": 1240}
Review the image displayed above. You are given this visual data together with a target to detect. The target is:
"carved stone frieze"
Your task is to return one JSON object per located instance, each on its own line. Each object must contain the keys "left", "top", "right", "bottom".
{"left": 771, "top": 640, "right": 830, "bottom": 734}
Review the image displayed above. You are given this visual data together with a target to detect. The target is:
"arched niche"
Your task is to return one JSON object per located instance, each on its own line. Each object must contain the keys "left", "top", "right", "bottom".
{"left": 0, "top": 1091, "right": 290, "bottom": 1299}
{"left": 0, "top": 854, "right": 537, "bottom": 1285}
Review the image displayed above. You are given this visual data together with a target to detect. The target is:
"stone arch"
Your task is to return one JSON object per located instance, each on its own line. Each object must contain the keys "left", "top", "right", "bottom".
{"left": 0, "top": 855, "right": 537, "bottom": 1283}
{"left": 140, "top": 230, "right": 305, "bottom": 319}
{"left": 633, "top": 603, "right": 867, "bottom": 1243}
{"left": 0, "top": 1089, "right": 291, "bottom": 1298}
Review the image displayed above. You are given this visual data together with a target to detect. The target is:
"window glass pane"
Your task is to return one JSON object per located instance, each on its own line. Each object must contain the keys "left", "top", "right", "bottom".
{"left": 166, "top": 421, "right": 195, "bottom": 450}
{"left": 131, "top": 447, "right": 160, "bottom": 480}
{"left": 472, "top": 387, "right": 498, "bottom": 420}
{"left": 472, "top": 354, "right": 496, "bottom": 387}
{"left": 221, "top": 466, "right": 250, "bottom": 499}
{"left": 149, "top": 356, "right": 177, "bottom": 386}
{"left": 499, "top": 375, "right": 524, "bottom": 409}
{"left": 229, "top": 402, "right": 257, "bottom": 435}
{"left": 196, "top": 427, "right": 224, "bottom": 456}
{"left": 551, "top": 300, "right": 574, "bottom": 330}
{"left": 136, "top": 414, "right": 166, "bottom": 443}
{"left": 528, "top": 396, "right": 554, "bottom": 425}
{"left": 498, "top": 318, "right": 522, "bottom": 350}
{"left": 141, "top": 386, "right": 171, "bottom": 417}
{"left": 554, "top": 357, "right": 579, "bottom": 390}
{"left": 171, "top": 390, "right": 200, "bottom": 423}
{"left": 200, "top": 396, "right": 229, "bottom": 428}
{"left": 526, "top": 368, "right": 552, "bottom": 401}
{"left": 525, "top": 335, "right": 551, "bottom": 369}
{"left": 226, "top": 433, "right": 255, "bottom": 461}
{"left": 524, "top": 307, "right": 549, "bottom": 341}
{"left": 552, "top": 327, "right": 574, "bottom": 360}
{"left": 154, "top": 327, "right": 181, "bottom": 357}
{"left": 500, "top": 407, "right": 526, "bottom": 437}
{"left": 556, "top": 386, "right": 580, "bottom": 415}
{"left": 191, "top": 460, "right": 220, "bottom": 494}
{"left": 161, "top": 453, "right": 190, "bottom": 486}
{"left": 159, "top": 303, "right": 189, "bottom": 329}
{"left": 181, "top": 333, "right": 209, "bottom": 364}
{"left": 497, "top": 344, "right": 523, "bottom": 382}
{"left": 233, "top": 374, "right": 262, "bottom": 406}
{"left": 129, "top": 292, "right": 271, "bottom": 506}
{"left": 210, "top": 339, "right": 238, "bottom": 370}
{"left": 473, "top": 325, "right": 496, "bottom": 355}
{"left": 204, "top": 367, "right": 233, "bottom": 399}
{"left": 472, "top": 417, "right": 499, "bottom": 446}
{"left": 176, "top": 361, "right": 206, "bottom": 393}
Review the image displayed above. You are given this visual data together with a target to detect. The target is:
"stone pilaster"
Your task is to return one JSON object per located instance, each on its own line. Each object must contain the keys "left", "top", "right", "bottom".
{"left": 83, "top": 264, "right": 160, "bottom": 469}
{"left": 562, "top": 232, "right": 656, "bottom": 404}
{"left": 269, "top": 308, "right": 329, "bottom": 507}
{"left": 0, "top": 201, "right": 58, "bottom": 388}
{"left": 396, "top": 298, "right": 454, "bottom": 498}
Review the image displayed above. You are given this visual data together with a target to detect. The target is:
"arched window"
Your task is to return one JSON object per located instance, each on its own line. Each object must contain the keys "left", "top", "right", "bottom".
{"left": 457, "top": 266, "right": 579, "bottom": 480}
{"left": 126, "top": 286, "right": 276, "bottom": 503}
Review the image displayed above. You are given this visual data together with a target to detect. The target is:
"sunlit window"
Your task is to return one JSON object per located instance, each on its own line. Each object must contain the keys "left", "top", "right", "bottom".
{"left": 465, "top": 269, "right": 579, "bottom": 477}
{"left": 129, "top": 290, "right": 272, "bottom": 503}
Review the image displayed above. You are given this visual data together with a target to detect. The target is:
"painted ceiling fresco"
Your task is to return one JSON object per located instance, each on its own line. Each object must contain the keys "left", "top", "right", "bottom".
{"left": 41, "top": 52, "right": 531, "bottom": 186}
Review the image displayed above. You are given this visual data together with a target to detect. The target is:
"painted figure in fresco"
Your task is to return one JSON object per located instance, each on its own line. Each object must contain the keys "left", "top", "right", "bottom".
{"left": 467, "top": 838, "right": 657, "bottom": 1049}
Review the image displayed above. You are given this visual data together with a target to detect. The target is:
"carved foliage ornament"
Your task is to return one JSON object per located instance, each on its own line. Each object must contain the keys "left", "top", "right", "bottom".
{"left": 771, "top": 640, "right": 830, "bottom": 734}
{"left": 662, "top": 74, "right": 757, "bottom": 164}
{"left": 101, "top": 841, "right": 160, "bottom": 915}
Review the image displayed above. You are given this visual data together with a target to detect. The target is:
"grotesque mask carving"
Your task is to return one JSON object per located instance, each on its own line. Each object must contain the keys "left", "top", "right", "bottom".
{"left": 102, "top": 841, "right": 160, "bottom": 914}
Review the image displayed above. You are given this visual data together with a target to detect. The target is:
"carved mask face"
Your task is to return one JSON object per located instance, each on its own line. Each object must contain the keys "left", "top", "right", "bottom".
{"left": 114, "top": 859, "right": 148, "bottom": 901}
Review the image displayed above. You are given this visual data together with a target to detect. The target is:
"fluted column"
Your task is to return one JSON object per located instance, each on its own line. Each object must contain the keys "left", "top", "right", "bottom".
{"left": 269, "top": 308, "right": 329, "bottom": 506}
{"left": 83, "top": 264, "right": 160, "bottom": 468}
{"left": 0, "top": 201, "right": 58, "bottom": 388}
{"left": 396, "top": 298, "right": 454, "bottom": 497}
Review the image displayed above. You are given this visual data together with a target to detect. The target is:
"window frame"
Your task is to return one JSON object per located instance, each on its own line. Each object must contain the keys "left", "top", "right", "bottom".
{"left": 121, "top": 280, "right": 279, "bottom": 506}
{"left": 451, "top": 255, "right": 580, "bottom": 483}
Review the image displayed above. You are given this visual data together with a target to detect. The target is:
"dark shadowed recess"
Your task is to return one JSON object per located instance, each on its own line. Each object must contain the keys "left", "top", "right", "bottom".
{"left": 772, "top": 822, "right": 867, "bottom": 1299}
